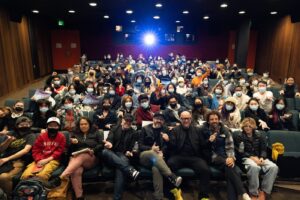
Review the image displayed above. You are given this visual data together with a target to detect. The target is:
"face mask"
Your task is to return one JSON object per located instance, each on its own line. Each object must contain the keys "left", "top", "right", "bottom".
{"left": 145, "top": 81, "right": 151, "bottom": 87}
{"left": 190, "top": 69, "right": 194, "bottom": 73}
{"left": 18, "top": 127, "right": 31, "bottom": 135}
{"left": 249, "top": 105, "right": 258, "bottom": 111}
{"left": 203, "top": 80, "right": 208, "bottom": 85}
{"left": 15, "top": 107, "right": 24, "bottom": 112}
{"left": 263, "top": 74, "right": 269, "bottom": 78}
{"left": 39, "top": 107, "right": 49, "bottom": 113}
{"left": 87, "top": 88, "right": 94, "bottom": 93}
{"left": 74, "top": 80, "right": 80, "bottom": 84}
{"left": 194, "top": 104, "right": 203, "bottom": 109}
{"left": 103, "top": 105, "right": 111, "bottom": 110}
{"left": 179, "top": 82, "right": 185, "bottom": 87}
{"left": 258, "top": 87, "right": 266, "bottom": 93}
{"left": 215, "top": 89, "right": 222, "bottom": 94}
{"left": 68, "top": 71, "right": 73, "bottom": 75}
{"left": 168, "top": 89, "right": 175, "bottom": 93}
{"left": 248, "top": 72, "right": 253, "bottom": 76}
{"left": 89, "top": 72, "right": 94, "bottom": 76}
{"left": 137, "top": 79, "right": 142, "bottom": 83}
{"left": 171, "top": 79, "right": 177, "bottom": 85}
{"left": 197, "top": 73, "right": 202, "bottom": 77}
{"left": 235, "top": 91, "right": 243, "bottom": 97}
{"left": 170, "top": 103, "right": 177, "bottom": 109}
{"left": 225, "top": 104, "right": 234, "bottom": 111}
{"left": 69, "top": 89, "right": 76, "bottom": 95}
{"left": 109, "top": 90, "right": 115, "bottom": 96}
{"left": 115, "top": 81, "right": 121, "bottom": 86}
{"left": 126, "top": 89, "right": 134, "bottom": 96}
{"left": 141, "top": 101, "right": 149, "bottom": 109}
{"left": 162, "top": 71, "right": 167, "bottom": 76}
{"left": 48, "top": 128, "right": 59, "bottom": 138}
{"left": 54, "top": 80, "right": 60, "bottom": 85}
{"left": 180, "top": 66, "right": 184, "bottom": 70}
{"left": 64, "top": 104, "right": 73, "bottom": 110}
{"left": 240, "top": 79, "right": 246, "bottom": 84}
{"left": 276, "top": 104, "right": 285, "bottom": 110}
{"left": 252, "top": 80, "right": 258, "bottom": 86}
{"left": 125, "top": 102, "right": 132, "bottom": 108}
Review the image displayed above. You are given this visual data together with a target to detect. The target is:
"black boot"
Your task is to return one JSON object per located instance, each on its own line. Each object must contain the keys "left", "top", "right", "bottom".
{"left": 43, "top": 176, "right": 62, "bottom": 190}
{"left": 167, "top": 174, "right": 182, "bottom": 188}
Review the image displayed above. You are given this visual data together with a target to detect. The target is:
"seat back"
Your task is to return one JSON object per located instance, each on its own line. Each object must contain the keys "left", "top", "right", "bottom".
{"left": 268, "top": 130, "right": 300, "bottom": 153}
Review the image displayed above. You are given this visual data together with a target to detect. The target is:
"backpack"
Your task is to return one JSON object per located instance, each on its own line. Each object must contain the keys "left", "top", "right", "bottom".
{"left": 13, "top": 178, "right": 48, "bottom": 200}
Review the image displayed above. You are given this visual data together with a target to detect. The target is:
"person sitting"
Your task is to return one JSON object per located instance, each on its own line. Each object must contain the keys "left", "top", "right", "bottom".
{"left": 51, "top": 75, "right": 67, "bottom": 96}
{"left": 57, "top": 96, "right": 83, "bottom": 132}
{"left": 244, "top": 98, "right": 269, "bottom": 130}
{"left": 0, "top": 117, "right": 35, "bottom": 197}
{"left": 191, "top": 97, "right": 210, "bottom": 127}
{"left": 167, "top": 111, "right": 211, "bottom": 200}
{"left": 0, "top": 107, "right": 10, "bottom": 134}
{"left": 139, "top": 112, "right": 182, "bottom": 200}
{"left": 220, "top": 97, "right": 241, "bottom": 129}
{"left": 115, "top": 78, "right": 125, "bottom": 97}
{"left": 197, "top": 77, "right": 212, "bottom": 97}
{"left": 236, "top": 118, "right": 278, "bottom": 200}
{"left": 135, "top": 94, "right": 156, "bottom": 129}
{"left": 73, "top": 76, "right": 86, "bottom": 95}
{"left": 268, "top": 97, "right": 295, "bottom": 130}
{"left": 7, "top": 101, "right": 29, "bottom": 131}
{"left": 50, "top": 117, "right": 103, "bottom": 200}
{"left": 103, "top": 85, "right": 121, "bottom": 111}
{"left": 101, "top": 114, "right": 140, "bottom": 200}
{"left": 253, "top": 81, "right": 273, "bottom": 113}
{"left": 201, "top": 111, "right": 251, "bottom": 200}
{"left": 21, "top": 117, "right": 66, "bottom": 182}
{"left": 163, "top": 95, "right": 185, "bottom": 129}
{"left": 32, "top": 99, "right": 56, "bottom": 130}
{"left": 117, "top": 96, "right": 136, "bottom": 120}
{"left": 176, "top": 77, "right": 187, "bottom": 95}
{"left": 191, "top": 67, "right": 210, "bottom": 88}
{"left": 150, "top": 85, "right": 168, "bottom": 110}
{"left": 280, "top": 77, "right": 300, "bottom": 98}
{"left": 93, "top": 97, "right": 117, "bottom": 131}
{"left": 233, "top": 85, "right": 250, "bottom": 111}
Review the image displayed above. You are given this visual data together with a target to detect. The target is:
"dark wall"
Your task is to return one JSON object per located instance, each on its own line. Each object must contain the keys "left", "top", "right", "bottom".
{"left": 80, "top": 29, "right": 230, "bottom": 60}
{"left": 256, "top": 15, "right": 300, "bottom": 86}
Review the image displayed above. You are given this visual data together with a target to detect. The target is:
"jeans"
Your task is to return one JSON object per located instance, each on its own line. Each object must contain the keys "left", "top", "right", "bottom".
{"left": 167, "top": 155, "right": 210, "bottom": 198}
{"left": 243, "top": 158, "right": 278, "bottom": 196}
{"left": 102, "top": 149, "right": 133, "bottom": 200}
{"left": 140, "top": 150, "right": 172, "bottom": 199}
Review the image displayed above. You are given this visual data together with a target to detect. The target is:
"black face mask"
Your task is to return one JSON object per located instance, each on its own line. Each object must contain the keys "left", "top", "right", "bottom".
{"left": 126, "top": 90, "right": 134, "bottom": 96}
{"left": 98, "top": 82, "right": 104, "bottom": 86}
{"left": 170, "top": 103, "right": 177, "bottom": 109}
{"left": 18, "top": 127, "right": 31, "bottom": 135}
{"left": 15, "top": 107, "right": 24, "bottom": 112}
{"left": 89, "top": 72, "right": 94, "bottom": 76}
{"left": 74, "top": 80, "right": 80, "bottom": 85}
{"left": 194, "top": 104, "right": 203, "bottom": 109}
{"left": 115, "top": 82, "right": 120, "bottom": 86}
{"left": 48, "top": 128, "right": 59, "bottom": 138}
{"left": 103, "top": 105, "right": 111, "bottom": 110}
{"left": 144, "top": 82, "right": 151, "bottom": 87}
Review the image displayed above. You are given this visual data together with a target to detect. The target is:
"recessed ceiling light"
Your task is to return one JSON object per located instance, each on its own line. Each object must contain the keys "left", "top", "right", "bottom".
{"left": 182, "top": 10, "right": 189, "bottom": 14}
{"left": 153, "top": 16, "right": 160, "bottom": 19}
{"left": 131, "top": 20, "right": 136, "bottom": 23}
{"left": 89, "top": 2, "right": 97, "bottom": 7}
{"left": 203, "top": 16, "right": 209, "bottom": 20}
{"left": 155, "top": 3, "right": 163, "bottom": 8}
{"left": 175, "top": 20, "right": 181, "bottom": 23}
{"left": 239, "top": 10, "right": 246, "bottom": 14}
{"left": 68, "top": 10, "right": 75, "bottom": 13}
{"left": 103, "top": 15, "right": 109, "bottom": 19}
{"left": 126, "top": 10, "right": 133, "bottom": 14}
{"left": 270, "top": 11, "right": 278, "bottom": 15}
{"left": 220, "top": 3, "right": 228, "bottom": 8}
{"left": 32, "top": 10, "right": 39, "bottom": 14}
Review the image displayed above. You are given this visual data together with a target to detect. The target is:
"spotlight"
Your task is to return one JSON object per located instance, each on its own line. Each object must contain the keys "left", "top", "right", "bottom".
{"left": 126, "top": 10, "right": 133, "bottom": 14}
{"left": 270, "top": 11, "right": 277, "bottom": 15}
{"left": 239, "top": 11, "right": 246, "bottom": 14}
{"left": 143, "top": 33, "right": 156, "bottom": 46}
{"left": 32, "top": 10, "right": 39, "bottom": 14}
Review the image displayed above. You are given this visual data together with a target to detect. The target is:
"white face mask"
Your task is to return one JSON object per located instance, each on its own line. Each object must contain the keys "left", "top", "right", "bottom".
{"left": 179, "top": 82, "right": 185, "bottom": 87}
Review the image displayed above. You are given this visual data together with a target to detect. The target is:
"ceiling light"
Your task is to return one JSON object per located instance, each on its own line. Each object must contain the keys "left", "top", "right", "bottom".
{"left": 239, "top": 10, "right": 246, "bottom": 14}
{"left": 175, "top": 20, "right": 181, "bottom": 23}
{"left": 68, "top": 10, "right": 75, "bottom": 13}
{"left": 89, "top": 2, "right": 97, "bottom": 7}
{"left": 131, "top": 20, "right": 136, "bottom": 23}
{"left": 155, "top": 3, "right": 163, "bottom": 8}
{"left": 126, "top": 10, "right": 133, "bottom": 14}
{"left": 270, "top": 11, "right": 278, "bottom": 15}
{"left": 153, "top": 16, "right": 160, "bottom": 19}
{"left": 103, "top": 15, "right": 109, "bottom": 19}
{"left": 182, "top": 10, "right": 189, "bottom": 14}
{"left": 203, "top": 16, "right": 209, "bottom": 20}
{"left": 32, "top": 10, "right": 39, "bottom": 14}
{"left": 220, "top": 3, "right": 228, "bottom": 8}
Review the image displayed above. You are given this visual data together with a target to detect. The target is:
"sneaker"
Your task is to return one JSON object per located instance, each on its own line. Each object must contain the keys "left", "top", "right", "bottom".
{"left": 128, "top": 168, "right": 140, "bottom": 181}
{"left": 168, "top": 174, "right": 183, "bottom": 187}
{"left": 170, "top": 188, "right": 183, "bottom": 200}
{"left": 242, "top": 193, "right": 252, "bottom": 200}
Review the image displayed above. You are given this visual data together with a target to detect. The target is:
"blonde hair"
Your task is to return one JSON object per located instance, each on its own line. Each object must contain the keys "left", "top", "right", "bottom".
{"left": 241, "top": 117, "right": 257, "bottom": 130}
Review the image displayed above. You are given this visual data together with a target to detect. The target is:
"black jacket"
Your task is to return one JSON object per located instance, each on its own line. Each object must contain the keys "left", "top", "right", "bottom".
{"left": 32, "top": 110, "right": 56, "bottom": 129}
{"left": 168, "top": 125, "right": 210, "bottom": 161}
{"left": 107, "top": 125, "right": 139, "bottom": 154}
{"left": 70, "top": 130, "right": 104, "bottom": 157}
{"left": 163, "top": 106, "right": 185, "bottom": 127}
{"left": 93, "top": 109, "right": 118, "bottom": 130}
{"left": 235, "top": 131, "right": 267, "bottom": 159}
{"left": 139, "top": 124, "right": 170, "bottom": 155}
{"left": 244, "top": 107, "right": 268, "bottom": 130}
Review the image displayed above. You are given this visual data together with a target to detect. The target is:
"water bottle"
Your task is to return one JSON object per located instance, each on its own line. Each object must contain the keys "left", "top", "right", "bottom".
{"left": 239, "top": 142, "right": 244, "bottom": 153}
{"left": 132, "top": 141, "right": 139, "bottom": 154}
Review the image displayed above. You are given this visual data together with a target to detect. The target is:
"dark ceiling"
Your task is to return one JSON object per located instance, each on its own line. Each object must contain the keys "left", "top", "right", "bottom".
{"left": 1, "top": 0, "right": 299, "bottom": 31}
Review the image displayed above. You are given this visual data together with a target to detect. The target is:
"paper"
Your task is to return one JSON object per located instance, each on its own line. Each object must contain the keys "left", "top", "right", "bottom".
{"left": 142, "top": 121, "right": 153, "bottom": 127}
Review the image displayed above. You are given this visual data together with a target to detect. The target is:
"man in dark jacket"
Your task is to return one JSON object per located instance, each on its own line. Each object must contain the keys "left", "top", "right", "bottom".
{"left": 101, "top": 114, "right": 140, "bottom": 200}
{"left": 139, "top": 112, "right": 182, "bottom": 200}
{"left": 167, "top": 110, "right": 211, "bottom": 200}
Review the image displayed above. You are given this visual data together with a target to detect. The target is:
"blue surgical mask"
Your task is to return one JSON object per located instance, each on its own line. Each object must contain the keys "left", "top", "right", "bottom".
{"left": 69, "top": 89, "right": 76, "bottom": 95}
{"left": 235, "top": 91, "right": 243, "bottom": 97}
{"left": 39, "top": 107, "right": 49, "bottom": 113}
{"left": 249, "top": 105, "right": 258, "bottom": 111}
{"left": 109, "top": 90, "right": 115, "bottom": 96}
{"left": 64, "top": 104, "right": 73, "bottom": 110}
{"left": 87, "top": 88, "right": 94, "bottom": 93}
{"left": 125, "top": 102, "right": 133, "bottom": 108}
{"left": 276, "top": 104, "right": 285, "bottom": 110}
{"left": 137, "top": 79, "right": 142, "bottom": 83}
{"left": 225, "top": 104, "right": 234, "bottom": 111}
{"left": 258, "top": 87, "right": 266, "bottom": 93}
{"left": 215, "top": 89, "right": 222, "bottom": 94}
{"left": 141, "top": 101, "right": 149, "bottom": 109}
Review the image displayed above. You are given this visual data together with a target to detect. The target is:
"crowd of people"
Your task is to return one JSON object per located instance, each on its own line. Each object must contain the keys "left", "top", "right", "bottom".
{"left": 0, "top": 52, "right": 299, "bottom": 200}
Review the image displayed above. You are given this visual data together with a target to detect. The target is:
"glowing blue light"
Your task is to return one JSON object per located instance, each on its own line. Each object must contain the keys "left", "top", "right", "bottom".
{"left": 143, "top": 33, "right": 156, "bottom": 46}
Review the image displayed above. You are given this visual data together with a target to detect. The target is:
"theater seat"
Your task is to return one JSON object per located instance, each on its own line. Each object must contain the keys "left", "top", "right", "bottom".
{"left": 286, "top": 98, "right": 296, "bottom": 111}
{"left": 295, "top": 98, "right": 300, "bottom": 111}
{"left": 4, "top": 99, "right": 16, "bottom": 108}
